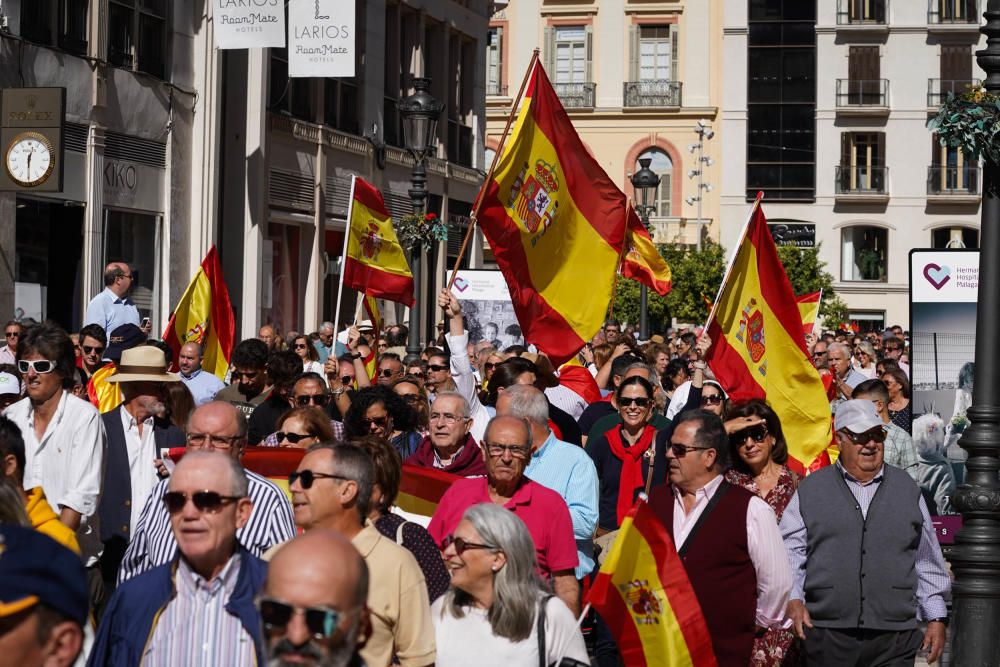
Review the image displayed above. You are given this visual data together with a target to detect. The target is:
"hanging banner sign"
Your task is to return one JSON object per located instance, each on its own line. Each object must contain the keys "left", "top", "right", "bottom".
{"left": 289, "top": 0, "right": 356, "bottom": 78}
{"left": 215, "top": 0, "right": 285, "bottom": 49}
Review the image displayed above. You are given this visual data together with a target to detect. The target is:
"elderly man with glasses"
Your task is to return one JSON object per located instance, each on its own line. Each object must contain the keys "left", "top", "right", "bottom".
{"left": 405, "top": 391, "right": 487, "bottom": 477}
{"left": 0, "top": 319, "right": 21, "bottom": 365}
{"left": 116, "top": 401, "right": 294, "bottom": 584}
{"left": 90, "top": 451, "right": 267, "bottom": 666}
{"left": 427, "top": 415, "right": 579, "bottom": 613}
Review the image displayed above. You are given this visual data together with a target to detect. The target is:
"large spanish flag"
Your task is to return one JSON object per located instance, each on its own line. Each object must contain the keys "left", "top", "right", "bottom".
{"left": 476, "top": 62, "right": 627, "bottom": 365}
{"left": 590, "top": 500, "right": 717, "bottom": 667}
{"left": 344, "top": 177, "right": 414, "bottom": 307}
{"left": 796, "top": 290, "right": 822, "bottom": 335}
{"left": 705, "top": 197, "right": 832, "bottom": 474}
{"left": 162, "top": 246, "right": 235, "bottom": 380}
{"left": 622, "top": 206, "right": 672, "bottom": 296}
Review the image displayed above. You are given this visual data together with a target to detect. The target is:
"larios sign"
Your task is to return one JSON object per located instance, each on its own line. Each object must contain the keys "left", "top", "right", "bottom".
{"left": 215, "top": 0, "right": 285, "bottom": 50}
{"left": 289, "top": 0, "right": 355, "bottom": 77}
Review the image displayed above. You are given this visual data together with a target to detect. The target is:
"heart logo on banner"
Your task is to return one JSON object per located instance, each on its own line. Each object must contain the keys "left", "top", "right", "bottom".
{"left": 923, "top": 263, "right": 951, "bottom": 290}
{"left": 453, "top": 277, "right": 469, "bottom": 292}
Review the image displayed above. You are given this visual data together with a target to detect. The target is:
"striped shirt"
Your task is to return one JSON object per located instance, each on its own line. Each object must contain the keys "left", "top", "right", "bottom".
{"left": 118, "top": 469, "right": 295, "bottom": 584}
{"left": 142, "top": 554, "right": 256, "bottom": 666}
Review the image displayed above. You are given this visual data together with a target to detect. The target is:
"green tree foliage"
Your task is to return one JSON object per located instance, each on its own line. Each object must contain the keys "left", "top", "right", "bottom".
{"left": 774, "top": 244, "right": 849, "bottom": 325}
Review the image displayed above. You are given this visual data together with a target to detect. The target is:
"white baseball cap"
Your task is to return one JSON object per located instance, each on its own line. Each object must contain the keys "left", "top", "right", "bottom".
{"left": 0, "top": 372, "right": 20, "bottom": 396}
{"left": 834, "top": 399, "right": 884, "bottom": 434}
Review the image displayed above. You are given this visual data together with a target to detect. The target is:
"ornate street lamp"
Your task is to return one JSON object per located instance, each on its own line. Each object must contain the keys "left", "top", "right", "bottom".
{"left": 950, "top": 2, "right": 1000, "bottom": 662}
{"left": 630, "top": 157, "right": 660, "bottom": 340}
{"left": 399, "top": 77, "right": 444, "bottom": 355}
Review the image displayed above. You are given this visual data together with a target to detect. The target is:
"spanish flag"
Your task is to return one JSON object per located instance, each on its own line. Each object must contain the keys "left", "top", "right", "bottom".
{"left": 590, "top": 500, "right": 717, "bottom": 667}
{"left": 87, "top": 362, "right": 122, "bottom": 413}
{"left": 397, "top": 464, "right": 458, "bottom": 517}
{"left": 622, "top": 206, "right": 672, "bottom": 296}
{"left": 796, "top": 290, "right": 822, "bottom": 335}
{"left": 705, "top": 196, "right": 832, "bottom": 474}
{"left": 162, "top": 246, "right": 235, "bottom": 380}
{"left": 361, "top": 295, "right": 382, "bottom": 381}
{"left": 477, "top": 62, "right": 627, "bottom": 365}
{"left": 344, "top": 177, "right": 414, "bottom": 307}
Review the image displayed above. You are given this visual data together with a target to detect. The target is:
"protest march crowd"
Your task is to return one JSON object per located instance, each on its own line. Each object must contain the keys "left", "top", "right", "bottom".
{"left": 0, "top": 256, "right": 951, "bottom": 667}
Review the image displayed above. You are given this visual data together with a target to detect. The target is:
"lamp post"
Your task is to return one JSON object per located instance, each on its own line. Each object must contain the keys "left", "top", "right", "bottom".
{"left": 950, "top": 3, "right": 1000, "bottom": 662}
{"left": 630, "top": 157, "right": 660, "bottom": 340}
{"left": 399, "top": 77, "right": 444, "bottom": 356}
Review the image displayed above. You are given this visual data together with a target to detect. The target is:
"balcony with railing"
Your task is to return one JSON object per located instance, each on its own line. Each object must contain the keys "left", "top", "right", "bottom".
{"left": 623, "top": 81, "right": 683, "bottom": 108}
{"left": 928, "top": 0, "right": 980, "bottom": 28}
{"left": 486, "top": 82, "right": 508, "bottom": 97}
{"left": 927, "top": 78, "right": 981, "bottom": 107}
{"left": 835, "top": 79, "right": 889, "bottom": 115}
{"left": 553, "top": 82, "right": 596, "bottom": 109}
{"left": 837, "top": 0, "right": 888, "bottom": 27}
{"left": 836, "top": 165, "right": 889, "bottom": 201}
{"left": 927, "top": 165, "right": 981, "bottom": 203}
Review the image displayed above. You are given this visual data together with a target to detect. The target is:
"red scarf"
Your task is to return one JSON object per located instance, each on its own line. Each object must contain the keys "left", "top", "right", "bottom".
{"left": 605, "top": 424, "right": 656, "bottom": 525}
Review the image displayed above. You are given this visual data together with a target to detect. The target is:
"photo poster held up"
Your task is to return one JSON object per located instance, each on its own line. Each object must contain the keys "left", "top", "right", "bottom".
{"left": 447, "top": 270, "right": 526, "bottom": 350}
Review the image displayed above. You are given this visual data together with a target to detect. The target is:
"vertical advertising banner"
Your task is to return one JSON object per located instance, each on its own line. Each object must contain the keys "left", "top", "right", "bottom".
{"left": 910, "top": 249, "right": 979, "bottom": 523}
{"left": 214, "top": 0, "right": 285, "bottom": 49}
{"left": 289, "top": 0, "right": 356, "bottom": 78}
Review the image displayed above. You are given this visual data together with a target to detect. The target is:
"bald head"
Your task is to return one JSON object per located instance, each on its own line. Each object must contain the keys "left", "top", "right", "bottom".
{"left": 267, "top": 529, "right": 368, "bottom": 609}
{"left": 179, "top": 342, "right": 204, "bottom": 375}
{"left": 484, "top": 414, "right": 532, "bottom": 448}
{"left": 187, "top": 401, "right": 247, "bottom": 455}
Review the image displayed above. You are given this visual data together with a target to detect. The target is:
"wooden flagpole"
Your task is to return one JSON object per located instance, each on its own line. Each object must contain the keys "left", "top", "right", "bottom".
{"left": 446, "top": 49, "right": 540, "bottom": 290}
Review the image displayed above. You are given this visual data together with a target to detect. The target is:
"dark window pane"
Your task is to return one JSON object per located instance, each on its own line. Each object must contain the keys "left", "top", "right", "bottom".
{"left": 270, "top": 53, "right": 289, "bottom": 110}
{"left": 137, "top": 13, "right": 165, "bottom": 78}
{"left": 108, "top": 3, "right": 134, "bottom": 68}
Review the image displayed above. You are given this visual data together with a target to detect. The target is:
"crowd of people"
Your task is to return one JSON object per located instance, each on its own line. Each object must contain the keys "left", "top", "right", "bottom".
{"left": 0, "top": 262, "right": 951, "bottom": 667}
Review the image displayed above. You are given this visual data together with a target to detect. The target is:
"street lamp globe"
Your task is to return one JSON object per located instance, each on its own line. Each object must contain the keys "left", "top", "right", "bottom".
{"left": 631, "top": 157, "right": 661, "bottom": 220}
{"left": 399, "top": 77, "right": 445, "bottom": 162}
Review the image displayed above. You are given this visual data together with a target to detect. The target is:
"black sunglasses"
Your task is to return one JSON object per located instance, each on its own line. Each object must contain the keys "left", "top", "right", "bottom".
{"left": 619, "top": 397, "right": 651, "bottom": 408}
{"left": 442, "top": 534, "right": 497, "bottom": 556}
{"left": 289, "top": 469, "right": 349, "bottom": 489}
{"left": 427, "top": 364, "right": 449, "bottom": 372}
{"left": 162, "top": 490, "right": 244, "bottom": 514}
{"left": 731, "top": 426, "right": 769, "bottom": 445}
{"left": 840, "top": 428, "right": 887, "bottom": 445}
{"left": 701, "top": 395, "right": 723, "bottom": 406}
{"left": 296, "top": 394, "right": 330, "bottom": 406}
{"left": 341, "top": 375, "right": 353, "bottom": 385}
{"left": 258, "top": 597, "right": 342, "bottom": 639}
{"left": 380, "top": 368, "right": 395, "bottom": 378}
{"left": 277, "top": 431, "right": 317, "bottom": 444}
{"left": 82, "top": 345, "right": 104, "bottom": 354}
{"left": 363, "top": 415, "right": 390, "bottom": 429}
{"left": 484, "top": 362, "right": 497, "bottom": 370}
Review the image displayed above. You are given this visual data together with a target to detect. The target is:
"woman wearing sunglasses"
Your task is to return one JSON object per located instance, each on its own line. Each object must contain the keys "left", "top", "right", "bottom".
{"left": 392, "top": 376, "right": 430, "bottom": 434}
{"left": 433, "top": 503, "right": 590, "bottom": 666}
{"left": 723, "top": 399, "right": 799, "bottom": 667}
{"left": 273, "top": 406, "right": 335, "bottom": 448}
{"left": 291, "top": 334, "right": 325, "bottom": 376}
{"left": 343, "top": 386, "right": 422, "bottom": 459}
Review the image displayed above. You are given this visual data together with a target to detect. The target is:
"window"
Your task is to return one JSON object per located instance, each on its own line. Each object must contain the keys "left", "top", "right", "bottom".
{"left": 487, "top": 26, "right": 505, "bottom": 96}
{"left": 20, "top": 0, "right": 89, "bottom": 55}
{"left": 838, "top": 132, "right": 886, "bottom": 193}
{"left": 484, "top": 147, "right": 496, "bottom": 171}
{"left": 637, "top": 149, "right": 673, "bottom": 217}
{"left": 842, "top": 226, "right": 887, "bottom": 282}
{"left": 104, "top": 209, "right": 161, "bottom": 327}
{"left": 845, "top": 46, "right": 882, "bottom": 105}
{"left": 554, "top": 26, "right": 588, "bottom": 85}
{"left": 269, "top": 48, "right": 314, "bottom": 121}
{"left": 847, "top": 312, "right": 885, "bottom": 333}
{"left": 324, "top": 79, "right": 359, "bottom": 134}
{"left": 639, "top": 26, "right": 674, "bottom": 81}
{"left": 929, "top": 142, "right": 979, "bottom": 194}
{"left": 932, "top": 227, "right": 979, "bottom": 248}
{"left": 107, "top": 0, "right": 167, "bottom": 78}
{"left": 839, "top": 0, "right": 887, "bottom": 24}
{"left": 930, "top": 0, "right": 978, "bottom": 23}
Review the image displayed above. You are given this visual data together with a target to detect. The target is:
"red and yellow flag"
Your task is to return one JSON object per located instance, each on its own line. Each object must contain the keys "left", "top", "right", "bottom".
{"left": 87, "top": 362, "right": 122, "bottom": 413}
{"left": 344, "top": 177, "right": 414, "bottom": 307}
{"left": 397, "top": 464, "right": 459, "bottom": 517}
{"left": 162, "top": 246, "right": 235, "bottom": 380}
{"left": 590, "top": 500, "right": 717, "bottom": 667}
{"left": 796, "top": 291, "right": 822, "bottom": 335}
{"left": 361, "top": 294, "right": 382, "bottom": 381}
{"left": 476, "top": 62, "right": 627, "bottom": 365}
{"left": 705, "top": 198, "right": 832, "bottom": 474}
{"left": 622, "top": 206, "right": 672, "bottom": 296}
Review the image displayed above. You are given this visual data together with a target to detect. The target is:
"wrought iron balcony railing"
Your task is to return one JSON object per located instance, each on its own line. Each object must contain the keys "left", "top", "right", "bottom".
{"left": 553, "top": 82, "right": 596, "bottom": 109}
{"left": 623, "top": 80, "right": 683, "bottom": 108}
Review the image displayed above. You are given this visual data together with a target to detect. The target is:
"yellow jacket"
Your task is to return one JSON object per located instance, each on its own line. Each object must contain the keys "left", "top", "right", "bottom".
{"left": 25, "top": 487, "right": 81, "bottom": 555}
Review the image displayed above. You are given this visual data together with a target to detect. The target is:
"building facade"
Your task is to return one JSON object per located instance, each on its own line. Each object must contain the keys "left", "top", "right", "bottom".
{"left": 485, "top": 0, "right": 723, "bottom": 252}
{"left": 720, "top": 0, "right": 984, "bottom": 330}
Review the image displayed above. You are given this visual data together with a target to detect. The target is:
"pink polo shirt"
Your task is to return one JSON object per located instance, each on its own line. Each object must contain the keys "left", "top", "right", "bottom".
{"left": 427, "top": 477, "right": 578, "bottom": 577}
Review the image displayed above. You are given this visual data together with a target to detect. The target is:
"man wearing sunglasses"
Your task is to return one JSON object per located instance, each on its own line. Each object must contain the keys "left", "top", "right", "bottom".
{"left": 91, "top": 451, "right": 268, "bottom": 666}
{"left": 377, "top": 354, "right": 404, "bottom": 387}
{"left": 259, "top": 374, "right": 346, "bottom": 447}
{"left": 77, "top": 323, "right": 107, "bottom": 381}
{"left": 215, "top": 338, "right": 271, "bottom": 418}
{"left": 118, "top": 401, "right": 295, "bottom": 583}
{"left": 84, "top": 262, "right": 146, "bottom": 338}
{"left": 781, "top": 400, "right": 950, "bottom": 666}
{"left": 262, "top": 529, "right": 372, "bottom": 667}
{"left": 284, "top": 443, "right": 435, "bottom": 667}
{"left": 4, "top": 322, "right": 105, "bottom": 567}
{"left": 0, "top": 320, "right": 21, "bottom": 366}
{"left": 177, "top": 342, "right": 225, "bottom": 406}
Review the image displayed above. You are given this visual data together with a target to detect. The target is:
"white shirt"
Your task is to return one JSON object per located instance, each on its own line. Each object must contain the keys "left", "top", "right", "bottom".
{"left": 672, "top": 474, "right": 792, "bottom": 627}
{"left": 432, "top": 595, "right": 590, "bottom": 667}
{"left": 4, "top": 391, "right": 106, "bottom": 563}
{"left": 302, "top": 360, "right": 325, "bottom": 376}
{"left": 120, "top": 406, "right": 159, "bottom": 534}
{"left": 444, "top": 331, "right": 492, "bottom": 444}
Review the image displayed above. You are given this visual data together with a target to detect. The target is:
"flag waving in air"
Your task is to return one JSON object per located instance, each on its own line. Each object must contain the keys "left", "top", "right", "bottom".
{"left": 476, "top": 62, "right": 628, "bottom": 365}
{"left": 796, "top": 291, "right": 822, "bottom": 335}
{"left": 622, "top": 205, "right": 672, "bottom": 296}
{"left": 162, "top": 246, "right": 235, "bottom": 380}
{"left": 344, "top": 176, "right": 414, "bottom": 307}
{"left": 704, "top": 197, "right": 832, "bottom": 474}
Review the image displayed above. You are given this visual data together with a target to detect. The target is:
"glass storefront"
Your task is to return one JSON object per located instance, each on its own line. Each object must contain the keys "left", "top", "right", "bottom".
{"left": 104, "top": 209, "right": 161, "bottom": 330}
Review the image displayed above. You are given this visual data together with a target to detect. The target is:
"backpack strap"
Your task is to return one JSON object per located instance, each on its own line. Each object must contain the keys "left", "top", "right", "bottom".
{"left": 395, "top": 520, "right": 410, "bottom": 546}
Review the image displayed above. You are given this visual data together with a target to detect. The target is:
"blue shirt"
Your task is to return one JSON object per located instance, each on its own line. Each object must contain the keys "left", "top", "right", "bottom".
{"left": 180, "top": 368, "right": 226, "bottom": 406}
{"left": 85, "top": 287, "right": 140, "bottom": 335}
{"left": 525, "top": 431, "right": 600, "bottom": 578}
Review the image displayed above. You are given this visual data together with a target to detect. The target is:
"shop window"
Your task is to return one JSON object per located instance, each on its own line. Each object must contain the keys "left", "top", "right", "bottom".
{"left": 108, "top": 0, "right": 168, "bottom": 79}
{"left": 841, "top": 226, "right": 887, "bottom": 282}
{"left": 636, "top": 149, "right": 673, "bottom": 218}
{"left": 104, "top": 209, "right": 160, "bottom": 327}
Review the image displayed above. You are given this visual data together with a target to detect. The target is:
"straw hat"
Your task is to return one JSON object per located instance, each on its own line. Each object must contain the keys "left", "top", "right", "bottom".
{"left": 105, "top": 346, "right": 180, "bottom": 383}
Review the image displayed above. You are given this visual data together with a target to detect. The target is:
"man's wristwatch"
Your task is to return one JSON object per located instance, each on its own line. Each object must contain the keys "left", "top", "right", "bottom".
{"left": 928, "top": 617, "right": 949, "bottom": 626}
{"left": 350, "top": 352, "right": 362, "bottom": 360}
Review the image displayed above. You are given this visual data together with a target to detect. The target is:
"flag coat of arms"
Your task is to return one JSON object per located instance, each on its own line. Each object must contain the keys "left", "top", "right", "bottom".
{"left": 476, "top": 62, "right": 628, "bottom": 365}
{"left": 705, "top": 199, "right": 832, "bottom": 473}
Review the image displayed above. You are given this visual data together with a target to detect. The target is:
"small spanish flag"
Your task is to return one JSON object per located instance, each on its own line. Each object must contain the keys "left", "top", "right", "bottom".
{"left": 795, "top": 290, "right": 822, "bottom": 335}
{"left": 344, "top": 177, "right": 415, "bottom": 307}
{"left": 590, "top": 500, "right": 717, "bottom": 667}
{"left": 397, "top": 464, "right": 458, "bottom": 518}
{"left": 621, "top": 206, "right": 672, "bottom": 296}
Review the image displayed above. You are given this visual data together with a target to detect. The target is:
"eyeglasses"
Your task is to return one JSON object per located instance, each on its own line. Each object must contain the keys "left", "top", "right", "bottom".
{"left": 701, "top": 395, "right": 723, "bottom": 406}
{"left": 429, "top": 411, "right": 465, "bottom": 424}
{"left": 258, "top": 597, "right": 343, "bottom": 639}
{"left": 840, "top": 428, "right": 887, "bottom": 445}
{"left": 362, "top": 415, "right": 391, "bottom": 430}
{"left": 232, "top": 369, "right": 261, "bottom": 381}
{"left": 82, "top": 345, "right": 104, "bottom": 355}
{"left": 668, "top": 442, "right": 711, "bottom": 457}
{"left": 380, "top": 368, "right": 397, "bottom": 378}
{"left": 340, "top": 375, "right": 353, "bottom": 385}
{"left": 186, "top": 433, "right": 243, "bottom": 450}
{"left": 277, "top": 431, "right": 317, "bottom": 444}
{"left": 484, "top": 442, "right": 530, "bottom": 459}
{"left": 427, "top": 364, "right": 449, "bottom": 373}
{"left": 289, "top": 469, "right": 349, "bottom": 489}
{"left": 295, "top": 394, "right": 330, "bottom": 406}
{"left": 483, "top": 362, "right": 497, "bottom": 371}
{"left": 442, "top": 534, "right": 497, "bottom": 556}
{"left": 294, "top": 344, "right": 308, "bottom": 350}
{"left": 4, "top": 331, "right": 19, "bottom": 339}
{"left": 619, "top": 397, "right": 651, "bottom": 409}
{"left": 162, "top": 490, "right": 244, "bottom": 514}
{"left": 812, "top": 351, "right": 828, "bottom": 357}
{"left": 399, "top": 393, "right": 424, "bottom": 404}
{"left": 17, "top": 359, "right": 55, "bottom": 374}
{"left": 731, "top": 426, "right": 769, "bottom": 445}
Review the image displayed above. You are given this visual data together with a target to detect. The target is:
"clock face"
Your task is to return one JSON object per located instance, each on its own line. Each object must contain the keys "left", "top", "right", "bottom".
{"left": 6, "top": 132, "right": 54, "bottom": 187}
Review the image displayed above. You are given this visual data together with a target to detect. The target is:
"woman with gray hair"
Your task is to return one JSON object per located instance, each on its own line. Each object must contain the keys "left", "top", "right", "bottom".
{"left": 432, "top": 503, "right": 590, "bottom": 666}
{"left": 913, "top": 413, "right": 957, "bottom": 515}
